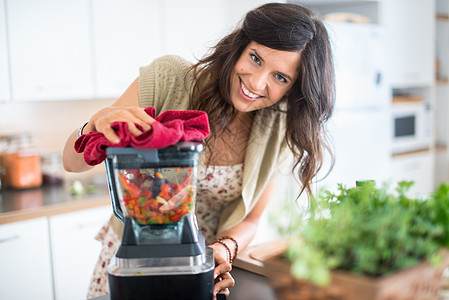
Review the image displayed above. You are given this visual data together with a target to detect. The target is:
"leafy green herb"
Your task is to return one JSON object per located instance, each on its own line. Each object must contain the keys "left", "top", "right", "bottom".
{"left": 275, "top": 181, "right": 449, "bottom": 285}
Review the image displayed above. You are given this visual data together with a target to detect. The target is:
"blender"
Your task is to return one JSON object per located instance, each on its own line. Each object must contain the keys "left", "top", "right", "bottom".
{"left": 104, "top": 141, "right": 214, "bottom": 300}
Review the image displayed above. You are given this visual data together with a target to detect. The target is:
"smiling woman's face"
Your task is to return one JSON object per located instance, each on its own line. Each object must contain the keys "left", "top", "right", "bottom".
{"left": 229, "top": 41, "right": 301, "bottom": 113}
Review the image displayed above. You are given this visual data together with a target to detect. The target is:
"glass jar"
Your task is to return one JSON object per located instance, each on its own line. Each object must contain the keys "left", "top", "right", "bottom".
{"left": 0, "top": 135, "right": 10, "bottom": 190}
{"left": 3, "top": 133, "right": 42, "bottom": 189}
{"left": 41, "top": 153, "right": 64, "bottom": 185}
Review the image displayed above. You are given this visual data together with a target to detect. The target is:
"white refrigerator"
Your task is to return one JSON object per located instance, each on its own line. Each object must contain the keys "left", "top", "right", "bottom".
{"left": 315, "top": 22, "right": 392, "bottom": 194}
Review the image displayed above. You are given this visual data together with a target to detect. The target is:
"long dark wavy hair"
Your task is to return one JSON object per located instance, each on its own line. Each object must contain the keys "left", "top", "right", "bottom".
{"left": 189, "top": 3, "right": 335, "bottom": 196}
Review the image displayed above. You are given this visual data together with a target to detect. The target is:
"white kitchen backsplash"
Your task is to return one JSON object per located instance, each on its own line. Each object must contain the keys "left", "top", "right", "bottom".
{"left": 0, "top": 98, "right": 113, "bottom": 179}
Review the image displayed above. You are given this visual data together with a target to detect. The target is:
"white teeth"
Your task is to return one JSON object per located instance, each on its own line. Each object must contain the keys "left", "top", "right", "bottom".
{"left": 241, "top": 81, "right": 259, "bottom": 99}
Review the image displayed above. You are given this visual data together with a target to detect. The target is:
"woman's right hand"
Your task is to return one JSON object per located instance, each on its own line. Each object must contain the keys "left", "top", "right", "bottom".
{"left": 209, "top": 243, "right": 235, "bottom": 298}
{"left": 63, "top": 78, "right": 144, "bottom": 173}
{"left": 87, "top": 106, "right": 155, "bottom": 144}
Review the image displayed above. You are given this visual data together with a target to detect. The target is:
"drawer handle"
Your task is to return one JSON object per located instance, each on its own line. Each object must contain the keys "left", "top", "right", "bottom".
{"left": 0, "top": 234, "right": 20, "bottom": 244}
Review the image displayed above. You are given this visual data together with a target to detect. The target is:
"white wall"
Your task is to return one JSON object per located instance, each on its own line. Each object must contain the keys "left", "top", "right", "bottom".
{"left": 0, "top": 99, "right": 113, "bottom": 179}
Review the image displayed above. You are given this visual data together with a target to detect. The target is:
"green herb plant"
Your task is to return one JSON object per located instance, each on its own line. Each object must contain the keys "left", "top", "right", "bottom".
{"left": 275, "top": 181, "right": 449, "bottom": 286}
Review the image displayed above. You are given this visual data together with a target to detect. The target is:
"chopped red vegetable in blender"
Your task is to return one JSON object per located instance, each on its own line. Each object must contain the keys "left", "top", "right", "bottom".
{"left": 117, "top": 168, "right": 194, "bottom": 224}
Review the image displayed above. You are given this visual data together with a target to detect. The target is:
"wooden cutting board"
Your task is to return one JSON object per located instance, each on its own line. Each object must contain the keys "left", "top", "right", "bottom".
{"left": 232, "top": 239, "right": 289, "bottom": 276}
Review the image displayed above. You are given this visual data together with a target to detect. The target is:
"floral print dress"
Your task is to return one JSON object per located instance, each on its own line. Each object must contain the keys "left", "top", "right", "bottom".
{"left": 195, "top": 163, "right": 244, "bottom": 244}
{"left": 86, "top": 163, "right": 244, "bottom": 299}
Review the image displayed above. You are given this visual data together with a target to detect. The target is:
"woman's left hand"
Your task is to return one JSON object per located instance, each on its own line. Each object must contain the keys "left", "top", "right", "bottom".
{"left": 209, "top": 243, "right": 235, "bottom": 298}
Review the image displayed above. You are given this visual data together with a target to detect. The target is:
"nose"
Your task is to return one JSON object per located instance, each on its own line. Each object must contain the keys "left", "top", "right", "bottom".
{"left": 249, "top": 71, "right": 269, "bottom": 92}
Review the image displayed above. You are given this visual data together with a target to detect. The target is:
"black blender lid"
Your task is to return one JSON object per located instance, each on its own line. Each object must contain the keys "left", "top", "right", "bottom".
{"left": 105, "top": 141, "right": 203, "bottom": 168}
{"left": 106, "top": 141, "right": 203, "bottom": 156}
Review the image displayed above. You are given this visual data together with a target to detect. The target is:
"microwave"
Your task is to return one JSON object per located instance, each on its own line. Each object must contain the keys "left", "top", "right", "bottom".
{"left": 391, "top": 100, "right": 432, "bottom": 154}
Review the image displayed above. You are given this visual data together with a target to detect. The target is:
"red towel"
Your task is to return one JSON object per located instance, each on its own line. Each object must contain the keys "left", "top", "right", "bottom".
{"left": 74, "top": 107, "right": 210, "bottom": 166}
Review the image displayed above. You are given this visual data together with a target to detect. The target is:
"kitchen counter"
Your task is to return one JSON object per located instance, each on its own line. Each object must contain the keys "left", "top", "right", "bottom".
{"left": 91, "top": 267, "right": 276, "bottom": 300}
{"left": 0, "top": 179, "right": 111, "bottom": 224}
{"left": 90, "top": 265, "right": 449, "bottom": 300}
{"left": 227, "top": 267, "right": 276, "bottom": 300}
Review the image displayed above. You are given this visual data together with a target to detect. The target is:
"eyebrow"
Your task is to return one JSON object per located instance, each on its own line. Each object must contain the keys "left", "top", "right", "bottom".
{"left": 250, "top": 48, "right": 294, "bottom": 82}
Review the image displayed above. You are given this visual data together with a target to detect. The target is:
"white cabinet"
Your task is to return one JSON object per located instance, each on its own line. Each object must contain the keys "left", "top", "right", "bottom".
{"left": 92, "top": 0, "right": 164, "bottom": 99}
{"left": 391, "top": 150, "right": 435, "bottom": 196}
{"left": 49, "top": 205, "right": 111, "bottom": 300}
{"left": 303, "top": 0, "right": 435, "bottom": 87}
{"left": 162, "top": 0, "right": 228, "bottom": 63}
{"left": 0, "top": 206, "right": 112, "bottom": 300}
{"left": 2, "top": 0, "right": 273, "bottom": 101}
{"left": 380, "top": 0, "right": 435, "bottom": 87}
{"left": 0, "top": 0, "right": 10, "bottom": 102}
{"left": 0, "top": 218, "right": 54, "bottom": 300}
{"left": 6, "top": 0, "right": 94, "bottom": 101}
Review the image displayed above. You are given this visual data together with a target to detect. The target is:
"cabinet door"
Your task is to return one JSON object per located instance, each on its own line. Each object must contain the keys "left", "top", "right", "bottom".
{"left": 49, "top": 206, "right": 111, "bottom": 300}
{"left": 0, "top": 0, "right": 10, "bottom": 102}
{"left": 391, "top": 150, "right": 435, "bottom": 196}
{"left": 6, "top": 0, "right": 94, "bottom": 101}
{"left": 0, "top": 218, "right": 53, "bottom": 300}
{"left": 163, "top": 0, "right": 228, "bottom": 63}
{"left": 381, "top": 0, "right": 435, "bottom": 87}
{"left": 92, "top": 0, "right": 164, "bottom": 99}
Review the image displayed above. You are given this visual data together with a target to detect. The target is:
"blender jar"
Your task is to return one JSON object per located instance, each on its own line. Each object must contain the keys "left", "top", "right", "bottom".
{"left": 105, "top": 142, "right": 202, "bottom": 226}
{"left": 117, "top": 166, "right": 195, "bottom": 225}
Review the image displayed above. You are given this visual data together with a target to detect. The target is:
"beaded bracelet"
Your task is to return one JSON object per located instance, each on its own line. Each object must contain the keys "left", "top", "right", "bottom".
{"left": 217, "top": 236, "right": 239, "bottom": 263}
{"left": 212, "top": 240, "right": 232, "bottom": 264}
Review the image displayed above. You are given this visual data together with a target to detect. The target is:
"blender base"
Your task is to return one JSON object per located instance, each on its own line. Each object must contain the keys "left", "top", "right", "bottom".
{"left": 108, "top": 269, "right": 214, "bottom": 300}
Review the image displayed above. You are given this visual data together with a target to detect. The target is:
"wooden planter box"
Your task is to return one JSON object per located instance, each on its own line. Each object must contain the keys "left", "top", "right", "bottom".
{"left": 263, "top": 249, "right": 449, "bottom": 300}
{"left": 233, "top": 240, "right": 449, "bottom": 300}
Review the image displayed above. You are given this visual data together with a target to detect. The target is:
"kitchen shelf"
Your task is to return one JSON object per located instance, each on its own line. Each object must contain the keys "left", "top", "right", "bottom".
{"left": 437, "top": 13, "right": 449, "bottom": 19}
{"left": 437, "top": 78, "right": 449, "bottom": 84}
{"left": 392, "top": 95, "right": 424, "bottom": 103}
{"left": 391, "top": 148, "right": 432, "bottom": 158}
{"left": 436, "top": 143, "right": 448, "bottom": 152}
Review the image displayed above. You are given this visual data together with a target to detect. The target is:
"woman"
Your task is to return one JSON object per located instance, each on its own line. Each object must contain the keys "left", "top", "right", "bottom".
{"left": 63, "top": 2, "right": 335, "bottom": 298}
